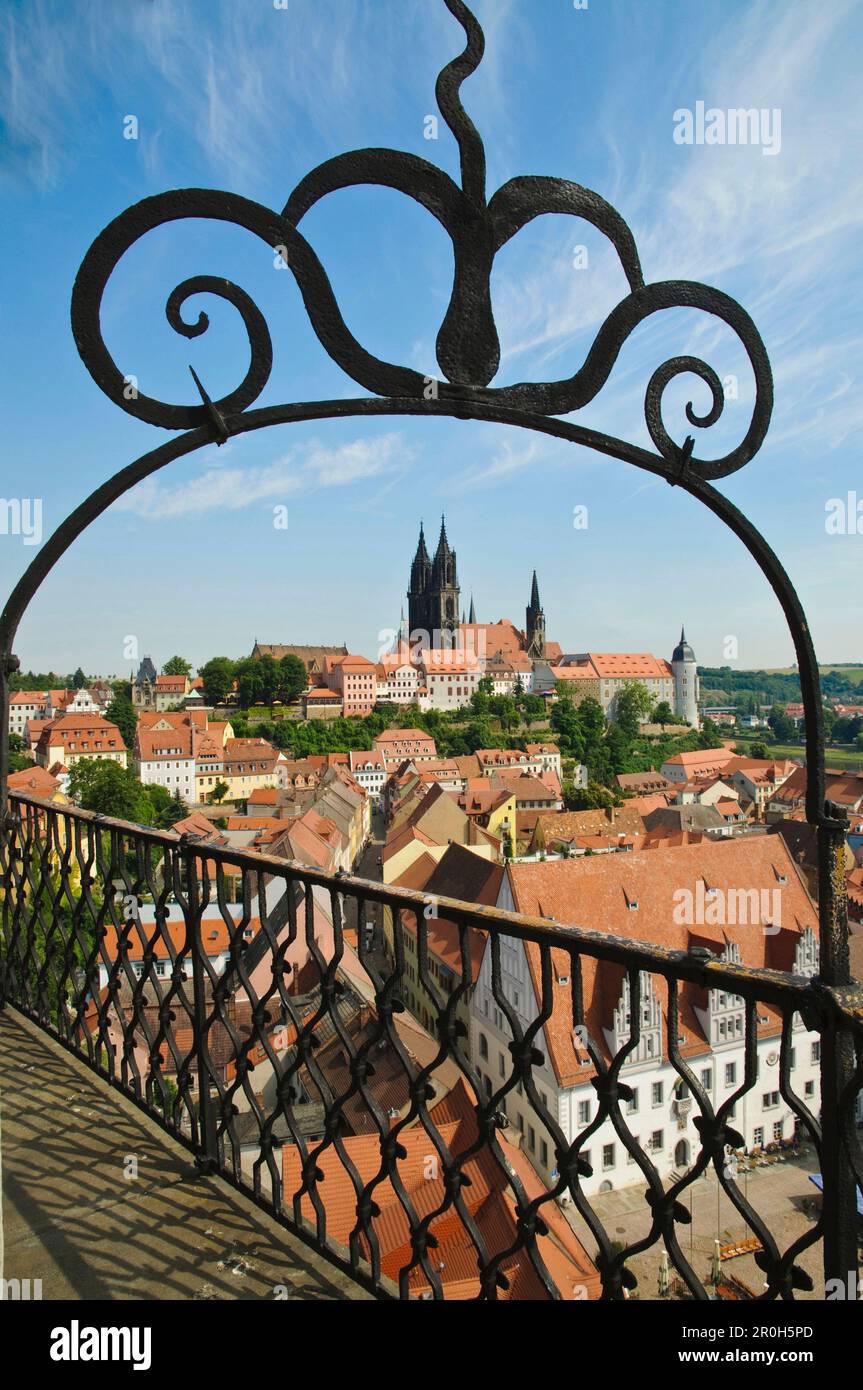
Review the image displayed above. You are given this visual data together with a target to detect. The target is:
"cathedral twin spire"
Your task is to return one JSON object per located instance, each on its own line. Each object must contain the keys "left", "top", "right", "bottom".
{"left": 407, "top": 519, "right": 545, "bottom": 657}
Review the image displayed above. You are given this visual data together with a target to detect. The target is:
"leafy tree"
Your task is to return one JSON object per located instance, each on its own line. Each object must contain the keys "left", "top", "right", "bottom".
{"left": 767, "top": 704, "right": 796, "bottom": 743}
{"left": 68, "top": 760, "right": 155, "bottom": 823}
{"left": 72, "top": 667, "right": 87, "bottom": 689}
{"left": 163, "top": 656, "right": 192, "bottom": 678}
{"left": 563, "top": 781, "right": 617, "bottom": 812}
{"left": 8, "top": 732, "right": 24, "bottom": 755}
{"left": 235, "top": 657, "right": 265, "bottom": 708}
{"left": 211, "top": 779, "right": 230, "bottom": 804}
{"left": 520, "top": 693, "right": 545, "bottom": 723}
{"left": 106, "top": 693, "right": 137, "bottom": 749}
{"left": 160, "top": 791, "right": 190, "bottom": 828}
{"left": 200, "top": 657, "right": 236, "bottom": 706}
{"left": 614, "top": 682, "right": 654, "bottom": 739}
{"left": 278, "top": 653, "right": 308, "bottom": 704}
{"left": 551, "top": 697, "right": 585, "bottom": 760}
{"left": 698, "top": 718, "right": 725, "bottom": 749}
{"left": 653, "top": 700, "right": 675, "bottom": 725}
{"left": 750, "top": 741, "right": 769, "bottom": 760}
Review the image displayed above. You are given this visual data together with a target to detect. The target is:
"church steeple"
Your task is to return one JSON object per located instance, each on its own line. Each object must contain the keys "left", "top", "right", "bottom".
{"left": 408, "top": 516, "right": 460, "bottom": 648}
{"left": 468, "top": 594, "right": 477, "bottom": 624}
{"left": 525, "top": 571, "right": 546, "bottom": 659}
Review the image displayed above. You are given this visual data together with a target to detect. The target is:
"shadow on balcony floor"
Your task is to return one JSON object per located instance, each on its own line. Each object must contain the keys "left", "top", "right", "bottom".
{"left": 0, "top": 1008, "right": 372, "bottom": 1301}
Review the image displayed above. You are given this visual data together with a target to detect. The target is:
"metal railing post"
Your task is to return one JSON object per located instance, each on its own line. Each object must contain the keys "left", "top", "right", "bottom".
{"left": 817, "top": 808, "right": 859, "bottom": 1297}
{"left": 182, "top": 839, "right": 219, "bottom": 1175}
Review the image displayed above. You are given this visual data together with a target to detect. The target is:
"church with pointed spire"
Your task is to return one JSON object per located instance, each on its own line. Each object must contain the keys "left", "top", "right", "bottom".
{"left": 406, "top": 518, "right": 554, "bottom": 661}
{"left": 408, "top": 517, "right": 461, "bottom": 647}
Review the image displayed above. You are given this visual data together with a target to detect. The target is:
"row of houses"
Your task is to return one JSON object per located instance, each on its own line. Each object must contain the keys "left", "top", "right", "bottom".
{"left": 381, "top": 831, "right": 826, "bottom": 1197}
{"left": 9, "top": 683, "right": 114, "bottom": 737}
{"left": 300, "top": 633, "right": 700, "bottom": 723}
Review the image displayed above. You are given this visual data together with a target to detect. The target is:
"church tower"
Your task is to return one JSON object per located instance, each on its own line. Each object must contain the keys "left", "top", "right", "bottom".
{"left": 525, "top": 571, "right": 546, "bottom": 659}
{"left": 407, "top": 518, "right": 460, "bottom": 647}
{"left": 427, "top": 516, "right": 460, "bottom": 645}
{"left": 408, "top": 523, "right": 431, "bottom": 644}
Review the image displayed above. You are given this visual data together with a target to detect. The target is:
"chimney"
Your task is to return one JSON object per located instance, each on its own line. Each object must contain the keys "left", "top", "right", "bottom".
{"left": 606, "top": 804, "right": 615, "bottom": 826}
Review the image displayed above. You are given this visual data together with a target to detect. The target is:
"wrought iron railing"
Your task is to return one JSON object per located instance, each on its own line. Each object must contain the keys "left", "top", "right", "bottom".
{"left": 1, "top": 790, "right": 860, "bottom": 1301}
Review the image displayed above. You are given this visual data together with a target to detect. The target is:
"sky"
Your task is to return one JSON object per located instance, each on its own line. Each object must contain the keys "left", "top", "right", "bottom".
{"left": 1, "top": 0, "right": 861, "bottom": 679}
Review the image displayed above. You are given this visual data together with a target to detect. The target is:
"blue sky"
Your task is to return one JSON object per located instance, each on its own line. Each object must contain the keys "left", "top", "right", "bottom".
{"left": 1, "top": 0, "right": 860, "bottom": 678}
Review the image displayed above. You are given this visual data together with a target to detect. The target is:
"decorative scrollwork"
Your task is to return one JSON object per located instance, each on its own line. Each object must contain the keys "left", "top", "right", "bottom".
{"left": 70, "top": 0, "right": 772, "bottom": 480}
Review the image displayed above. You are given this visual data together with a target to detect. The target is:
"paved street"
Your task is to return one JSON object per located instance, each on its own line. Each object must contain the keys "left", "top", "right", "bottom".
{"left": 562, "top": 1147, "right": 851, "bottom": 1299}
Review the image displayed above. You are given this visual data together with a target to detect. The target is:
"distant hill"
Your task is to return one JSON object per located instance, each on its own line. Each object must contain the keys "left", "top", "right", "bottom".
{"left": 698, "top": 665, "right": 863, "bottom": 705}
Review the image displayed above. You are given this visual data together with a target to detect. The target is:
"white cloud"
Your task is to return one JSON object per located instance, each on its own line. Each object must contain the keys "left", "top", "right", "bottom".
{"left": 113, "top": 432, "right": 410, "bottom": 520}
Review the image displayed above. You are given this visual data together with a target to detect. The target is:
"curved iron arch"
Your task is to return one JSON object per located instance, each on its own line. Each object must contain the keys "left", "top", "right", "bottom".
{"left": 1, "top": 0, "right": 857, "bottom": 1289}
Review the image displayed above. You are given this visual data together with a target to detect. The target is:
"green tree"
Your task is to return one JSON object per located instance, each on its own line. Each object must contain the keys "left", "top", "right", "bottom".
{"left": 163, "top": 655, "right": 192, "bottom": 678}
{"left": 235, "top": 657, "right": 265, "bottom": 708}
{"left": 767, "top": 704, "right": 795, "bottom": 743}
{"left": 614, "top": 682, "right": 654, "bottom": 739}
{"left": 563, "top": 781, "right": 617, "bottom": 812}
{"left": 200, "top": 657, "right": 236, "bottom": 706}
{"left": 68, "top": 760, "right": 154, "bottom": 822}
{"left": 72, "top": 666, "right": 87, "bottom": 689}
{"left": 278, "top": 653, "right": 308, "bottom": 704}
{"left": 750, "top": 741, "right": 769, "bottom": 760}
{"left": 160, "top": 790, "right": 190, "bottom": 828}
{"left": 698, "top": 717, "right": 725, "bottom": 749}
{"left": 654, "top": 700, "right": 675, "bottom": 726}
{"left": 551, "top": 696, "right": 585, "bottom": 760}
{"left": 211, "top": 779, "right": 230, "bottom": 805}
{"left": 106, "top": 693, "right": 137, "bottom": 749}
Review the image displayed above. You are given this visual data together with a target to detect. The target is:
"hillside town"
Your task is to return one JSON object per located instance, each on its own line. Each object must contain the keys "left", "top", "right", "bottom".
{"left": 5, "top": 520, "right": 863, "bottom": 1301}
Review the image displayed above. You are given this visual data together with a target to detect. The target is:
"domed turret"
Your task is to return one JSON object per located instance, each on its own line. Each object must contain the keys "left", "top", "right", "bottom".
{"left": 671, "top": 626, "right": 699, "bottom": 727}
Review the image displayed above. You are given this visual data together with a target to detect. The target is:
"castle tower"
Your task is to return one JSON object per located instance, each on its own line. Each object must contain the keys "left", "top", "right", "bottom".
{"left": 525, "top": 571, "right": 546, "bottom": 659}
{"left": 671, "top": 626, "right": 699, "bottom": 726}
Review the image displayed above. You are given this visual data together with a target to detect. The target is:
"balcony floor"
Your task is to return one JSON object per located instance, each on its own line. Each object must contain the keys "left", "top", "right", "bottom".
{"left": 0, "top": 1008, "right": 371, "bottom": 1301}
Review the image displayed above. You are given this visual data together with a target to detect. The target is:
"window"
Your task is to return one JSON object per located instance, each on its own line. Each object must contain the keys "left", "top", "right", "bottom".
{"left": 811, "top": 1041, "right": 821, "bottom": 1063}
{"left": 725, "top": 1062, "right": 736, "bottom": 1086}
{"left": 753, "top": 1127, "right": 764, "bottom": 1148}
{"left": 528, "top": 1126, "right": 536, "bottom": 1152}
{"left": 498, "top": 1055, "right": 505, "bottom": 1078}
{"left": 773, "top": 1120, "right": 783, "bottom": 1141}
{"left": 627, "top": 1089, "right": 639, "bottom": 1114}
{"left": 540, "top": 1140, "right": 548, "bottom": 1167}
{"left": 804, "top": 1080, "right": 815, "bottom": 1098}
{"left": 652, "top": 1082, "right": 663, "bottom": 1107}
{"left": 578, "top": 1100, "right": 591, "bottom": 1126}
{"left": 651, "top": 1130, "right": 663, "bottom": 1152}
{"left": 602, "top": 1144, "right": 615, "bottom": 1170}
{"left": 701, "top": 1068, "right": 712, "bottom": 1090}
{"left": 478, "top": 1033, "right": 488, "bottom": 1060}
{"left": 762, "top": 1091, "right": 779, "bottom": 1110}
